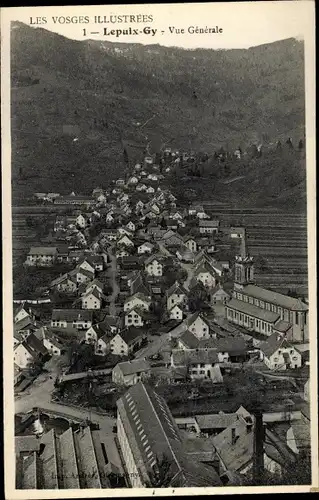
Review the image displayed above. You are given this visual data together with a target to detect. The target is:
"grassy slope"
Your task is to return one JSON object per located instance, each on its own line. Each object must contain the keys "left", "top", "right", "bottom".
{"left": 11, "top": 22, "right": 306, "bottom": 206}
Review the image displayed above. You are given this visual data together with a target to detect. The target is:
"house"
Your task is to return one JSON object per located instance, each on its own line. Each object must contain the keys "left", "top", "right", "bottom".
{"left": 136, "top": 183, "right": 147, "bottom": 192}
{"left": 183, "top": 236, "right": 197, "bottom": 253}
{"left": 194, "top": 261, "right": 217, "bottom": 288}
{"left": 14, "top": 303, "right": 35, "bottom": 324}
{"left": 14, "top": 333, "right": 48, "bottom": 370}
{"left": 50, "top": 273, "right": 78, "bottom": 293}
{"left": 144, "top": 255, "right": 163, "bottom": 277}
{"left": 199, "top": 220, "right": 220, "bottom": 234}
{"left": 210, "top": 284, "right": 231, "bottom": 305}
{"left": 212, "top": 411, "right": 297, "bottom": 478}
{"left": 34, "top": 326, "right": 64, "bottom": 356}
{"left": 117, "top": 227, "right": 133, "bottom": 238}
{"left": 82, "top": 278, "right": 104, "bottom": 296}
{"left": 160, "top": 230, "right": 184, "bottom": 248}
{"left": 74, "top": 266, "right": 95, "bottom": 284}
{"left": 79, "top": 255, "right": 104, "bottom": 272}
{"left": 188, "top": 204, "right": 204, "bottom": 216}
{"left": 117, "top": 235, "right": 134, "bottom": 248}
{"left": 109, "top": 328, "right": 146, "bottom": 356}
{"left": 129, "top": 272, "right": 151, "bottom": 296}
{"left": 166, "top": 282, "right": 187, "bottom": 310}
{"left": 259, "top": 333, "right": 303, "bottom": 370}
{"left": 177, "top": 330, "right": 202, "bottom": 351}
{"left": 124, "top": 293, "right": 151, "bottom": 312}
{"left": 127, "top": 176, "right": 139, "bottom": 185}
{"left": 137, "top": 242, "right": 154, "bottom": 255}
{"left": 51, "top": 309, "right": 93, "bottom": 330}
{"left": 81, "top": 288, "right": 104, "bottom": 309}
{"left": 124, "top": 307, "right": 151, "bottom": 328}
{"left": 118, "top": 256, "right": 142, "bottom": 271}
{"left": 170, "top": 350, "right": 223, "bottom": 381}
{"left": 25, "top": 247, "right": 58, "bottom": 266}
{"left": 14, "top": 316, "right": 38, "bottom": 341}
{"left": 176, "top": 247, "right": 195, "bottom": 263}
{"left": 168, "top": 303, "right": 185, "bottom": 321}
{"left": 146, "top": 186, "right": 155, "bottom": 194}
{"left": 100, "top": 229, "right": 118, "bottom": 242}
{"left": 116, "top": 178, "right": 125, "bottom": 186}
{"left": 106, "top": 213, "right": 114, "bottom": 223}
{"left": 116, "top": 248, "right": 130, "bottom": 258}
{"left": 112, "top": 359, "right": 151, "bottom": 386}
{"left": 126, "top": 221, "right": 136, "bottom": 232}
{"left": 147, "top": 173, "right": 158, "bottom": 181}
{"left": 185, "top": 312, "right": 210, "bottom": 339}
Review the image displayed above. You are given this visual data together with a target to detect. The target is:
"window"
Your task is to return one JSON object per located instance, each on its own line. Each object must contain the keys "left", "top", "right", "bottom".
{"left": 290, "top": 350, "right": 294, "bottom": 354}
{"left": 255, "top": 299, "right": 259, "bottom": 306}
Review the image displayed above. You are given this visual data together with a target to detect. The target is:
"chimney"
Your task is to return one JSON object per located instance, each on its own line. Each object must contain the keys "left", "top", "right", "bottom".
{"left": 231, "top": 428, "right": 236, "bottom": 445}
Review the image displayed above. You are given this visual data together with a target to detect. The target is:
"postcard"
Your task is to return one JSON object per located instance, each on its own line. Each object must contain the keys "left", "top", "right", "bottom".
{"left": 1, "top": 2, "right": 317, "bottom": 498}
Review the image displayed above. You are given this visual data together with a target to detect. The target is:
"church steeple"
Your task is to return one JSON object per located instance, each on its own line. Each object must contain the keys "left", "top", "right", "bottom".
{"left": 234, "top": 229, "right": 254, "bottom": 289}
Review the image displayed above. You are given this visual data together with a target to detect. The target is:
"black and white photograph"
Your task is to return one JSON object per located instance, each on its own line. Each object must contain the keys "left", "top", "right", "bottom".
{"left": 2, "top": 2, "right": 317, "bottom": 496}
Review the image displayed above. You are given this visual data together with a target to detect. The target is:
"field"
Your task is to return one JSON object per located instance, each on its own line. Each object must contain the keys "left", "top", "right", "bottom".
{"left": 204, "top": 204, "right": 308, "bottom": 297}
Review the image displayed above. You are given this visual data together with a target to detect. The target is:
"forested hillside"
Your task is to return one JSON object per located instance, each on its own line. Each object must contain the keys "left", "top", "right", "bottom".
{"left": 11, "top": 21, "right": 305, "bottom": 206}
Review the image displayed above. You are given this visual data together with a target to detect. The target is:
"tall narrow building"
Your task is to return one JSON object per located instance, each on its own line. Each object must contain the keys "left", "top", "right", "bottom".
{"left": 234, "top": 229, "right": 254, "bottom": 289}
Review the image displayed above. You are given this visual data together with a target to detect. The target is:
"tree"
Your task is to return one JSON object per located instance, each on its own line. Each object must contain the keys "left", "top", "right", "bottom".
{"left": 148, "top": 454, "right": 174, "bottom": 488}
{"left": 298, "top": 139, "right": 304, "bottom": 150}
{"left": 188, "top": 282, "right": 210, "bottom": 312}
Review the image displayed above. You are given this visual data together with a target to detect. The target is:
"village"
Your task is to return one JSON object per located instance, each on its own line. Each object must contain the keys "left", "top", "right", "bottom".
{"left": 13, "top": 148, "right": 311, "bottom": 489}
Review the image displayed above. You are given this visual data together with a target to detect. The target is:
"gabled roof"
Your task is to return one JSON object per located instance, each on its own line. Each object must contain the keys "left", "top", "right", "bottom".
{"left": 194, "top": 260, "right": 216, "bottom": 277}
{"left": 259, "top": 333, "right": 291, "bottom": 358}
{"left": 117, "top": 327, "right": 146, "bottom": 345}
{"left": 273, "top": 320, "right": 292, "bottom": 333}
{"left": 242, "top": 284, "right": 308, "bottom": 311}
{"left": 82, "top": 287, "right": 102, "bottom": 301}
{"left": 144, "top": 254, "right": 163, "bottom": 266}
{"left": 24, "top": 332, "right": 48, "bottom": 357}
{"left": 185, "top": 311, "right": 209, "bottom": 327}
{"left": 114, "top": 359, "right": 151, "bottom": 376}
{"left": 166, "top": 281, "right": 187, "bottom": 298}
{"left": 178, "top": 330, "right": 200, "bottom": 349}
{"left": 14, "top": 316, "right": 34, "bottom": 332}
{"left": 125, "top": 292, "right": 152, "bottom": 304}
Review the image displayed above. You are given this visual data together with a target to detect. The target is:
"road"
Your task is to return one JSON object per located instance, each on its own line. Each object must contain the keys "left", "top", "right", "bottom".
{"left": 107, "top": 245, "right": 120, "bottom": 317}
{"left": 135, "top": 321, "right": 187, "bottom": 358}
{"left": 158, "top": 243, "right": 194, "bottom": 291}
{"left": 15, "top": 370, "right": 116, "bottom": 435}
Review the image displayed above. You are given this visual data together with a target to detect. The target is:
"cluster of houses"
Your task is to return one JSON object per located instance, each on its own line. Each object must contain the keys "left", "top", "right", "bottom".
{"left": 15, "top": 152, "right": 309, "bottom": 389}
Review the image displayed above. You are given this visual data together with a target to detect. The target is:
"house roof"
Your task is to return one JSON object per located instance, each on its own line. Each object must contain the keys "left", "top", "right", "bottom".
{"left": 227, "top": 298, "right": 280, "bottom": 323}
{"left": 176, "top": 247, "right": 195, "bottom": 260}
{"left": 258, "top": 333, "right": 290, "bottom": 358}
{"left": 198, "top": 337, "right": 247, "bottom": 355}
{"left": 212, "top": 415, "right": 254, "bottom": 472}
{"left": 171, "top": 349, "right": 219, "bottom": 366}
{"left": 166, "top": 281, "right": 187, "bottom": 298}
{"left": 198, "top": 220, "right": 220, "bottom": 227}
{"left": 195, "top": 413, "right": 239, "bottom": 430}
{"left": 82, "top": 288, "right": 102, "bottom": 301}
{"left": 210, "top": 283, "right": 230, "bottom": 297}
{"left": 242, "top": 284, "right": 308, "bottom": 311}
{"left": 23, "top": 332, "right": 48, "bottom": 357}
{"left": 185, "top": 311, "right": 208, "bottom": 328}
{"left": 51, "top": 309, "right": 93, "bottom": 322}
{"left": 117, "top": 327, "right": 146, "bottom": 345}
{"left": 28, "top": 246, "right": 58, "bottom": 256}
{"left": 125, "top": 292, "right": 152, "bottom": 305}
{"left": 178, "top": 330, "right": 200, "bottom": 349}
{"left": 14, "top": 316, "right": 34, "bottom": 332}
{"left": 114, "top": 359, "right": 151, "bottom": 376}
{"left": 194, "top": 260, "right": 216, "bottom": 277}
{"left": 144, "top": 254, "right": 163, "bottom": 266}
{"left": 74, "top": 266, "right": 95, "bottom": 279}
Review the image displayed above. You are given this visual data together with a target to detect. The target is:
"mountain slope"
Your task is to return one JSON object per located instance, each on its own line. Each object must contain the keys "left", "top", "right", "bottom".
{"left": 10, "top": 22, "right": 305, "bottom": 202}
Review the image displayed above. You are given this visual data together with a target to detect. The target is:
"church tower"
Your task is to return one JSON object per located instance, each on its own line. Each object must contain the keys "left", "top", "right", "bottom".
{"left": 234, "top": 229, "right": 254, "bottom": 289}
